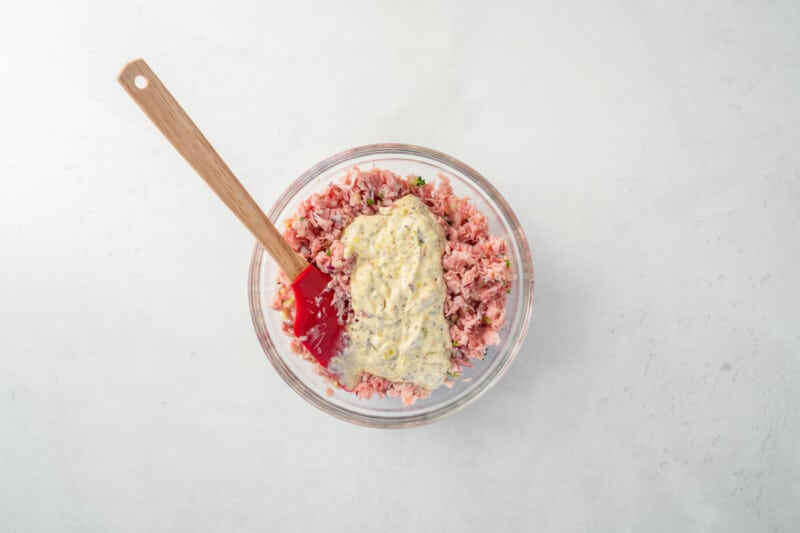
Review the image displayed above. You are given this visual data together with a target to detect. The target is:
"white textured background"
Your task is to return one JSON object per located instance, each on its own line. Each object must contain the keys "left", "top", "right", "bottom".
{"left": 2, "top": 1, "right": 799, "bottom": 531}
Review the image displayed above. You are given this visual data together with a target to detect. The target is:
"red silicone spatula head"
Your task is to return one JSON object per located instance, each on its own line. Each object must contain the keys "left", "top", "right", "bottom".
{"left": 117, "top": 58, "right": 344, "bottom": 366}
{"left": 291, "top": 265, "right": 345, "bottom": 366}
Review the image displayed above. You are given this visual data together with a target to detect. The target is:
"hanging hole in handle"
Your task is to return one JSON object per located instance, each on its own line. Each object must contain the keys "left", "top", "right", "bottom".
{"left": 134, "top": 75, "right": 148, "bottom": 89}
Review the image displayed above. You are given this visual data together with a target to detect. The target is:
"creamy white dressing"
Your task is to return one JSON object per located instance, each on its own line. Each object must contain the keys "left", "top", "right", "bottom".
{"left": 331, "top": 195, "right": 451, "bottom": 390}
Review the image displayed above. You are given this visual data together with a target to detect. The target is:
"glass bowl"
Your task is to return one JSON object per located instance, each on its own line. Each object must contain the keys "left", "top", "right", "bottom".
{"left": 248, "top": 144, "right": 534, "bottom": 428}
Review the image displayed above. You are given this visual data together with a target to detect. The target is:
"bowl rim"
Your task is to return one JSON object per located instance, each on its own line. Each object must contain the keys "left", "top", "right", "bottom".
{"left": 248, "top": 143, "right": 534, "bottom": 428}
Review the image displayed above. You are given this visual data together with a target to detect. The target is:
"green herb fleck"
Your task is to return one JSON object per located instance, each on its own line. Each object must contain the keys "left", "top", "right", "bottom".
{"left": 482, "top": 316, "right": 492, "bottom": 325}
{"left": 452, "top": 340, "right": 459, "bottom": 347}
{"left": 378, "top": 192, "right": 385, "bottom": 200}
{"left": 447, "top": 372, "right": 460, "bottom": 379}
{"left": 414, "top": 176, "right": 426, "bottom": 186}
{"left": 366, "top": 197, "right": 375, "bottom": 205}
{"left": 506, "top": 288, "right": 511, "bottom": 294}
{"left": 326, "top": 248, "right": 332, "bottom": 256}
{"left": 504, "top": 259, "right": 511, "bottom": 268}
{"left": 298, "top": 216, "right": 305, "bottom": 221}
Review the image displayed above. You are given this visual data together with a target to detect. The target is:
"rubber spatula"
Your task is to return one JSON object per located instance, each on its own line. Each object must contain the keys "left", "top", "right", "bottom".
{"left": 118, "top": 58, "right": 343, "bottom": 366}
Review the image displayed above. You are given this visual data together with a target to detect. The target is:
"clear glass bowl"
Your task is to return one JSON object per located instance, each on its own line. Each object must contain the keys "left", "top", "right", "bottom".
{"left": 248, "top": 144, "right": 534, "bottom": 428}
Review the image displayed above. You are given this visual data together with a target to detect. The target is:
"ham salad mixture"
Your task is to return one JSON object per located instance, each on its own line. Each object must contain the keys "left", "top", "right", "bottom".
{"left": 271, "top": 167, "right": 512, "bottom": 405}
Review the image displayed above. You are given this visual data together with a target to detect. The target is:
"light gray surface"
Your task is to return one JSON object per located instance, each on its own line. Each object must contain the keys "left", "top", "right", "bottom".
{"left": 2, "top": 1, "right": 799, "bottom": 531}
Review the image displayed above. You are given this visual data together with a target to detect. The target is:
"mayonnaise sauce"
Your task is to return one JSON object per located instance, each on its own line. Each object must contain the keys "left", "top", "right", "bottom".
{"left": 332, "top": 195, "right": 451, "bottom": 390}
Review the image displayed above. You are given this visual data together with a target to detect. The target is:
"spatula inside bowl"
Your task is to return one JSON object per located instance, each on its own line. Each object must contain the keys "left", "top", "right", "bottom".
{"left": 118, "top": 58, "right": 343, "bottom": 366}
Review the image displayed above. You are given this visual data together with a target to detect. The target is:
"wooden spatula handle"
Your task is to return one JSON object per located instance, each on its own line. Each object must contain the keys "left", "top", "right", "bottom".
{"left": 118, "top": 58, "right": 307, "bottom": 280}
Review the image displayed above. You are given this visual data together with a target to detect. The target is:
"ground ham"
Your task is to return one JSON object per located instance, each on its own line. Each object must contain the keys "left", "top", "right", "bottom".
{"left": 271, "top": 167, "right": 512, "bottom": 405}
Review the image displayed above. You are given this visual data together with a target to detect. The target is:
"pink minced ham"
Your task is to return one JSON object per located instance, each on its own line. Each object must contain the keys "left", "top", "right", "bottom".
{"left": 271, "top": 167, "right": 512, "bottom": 405}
